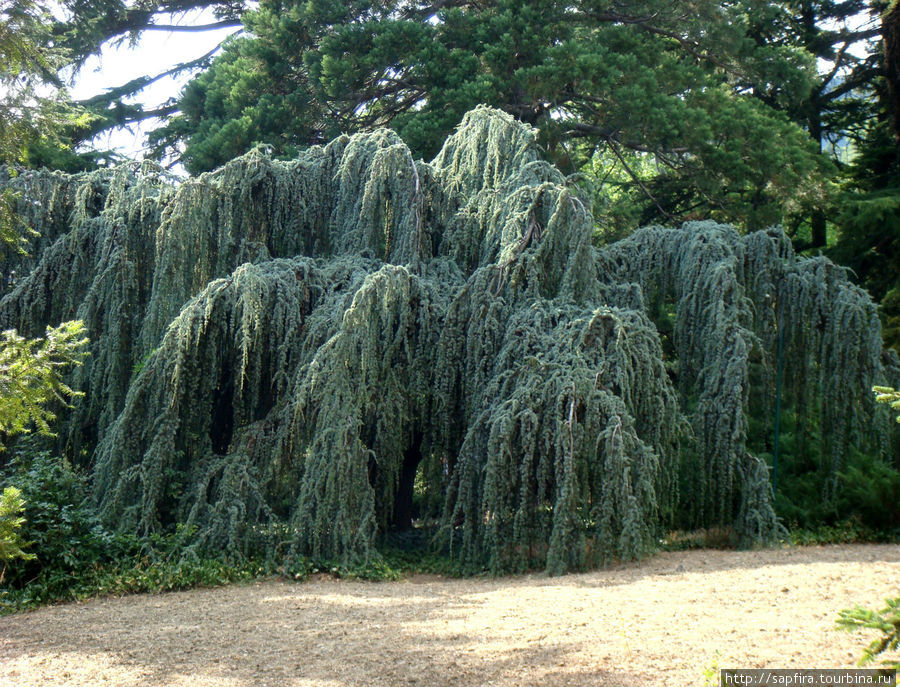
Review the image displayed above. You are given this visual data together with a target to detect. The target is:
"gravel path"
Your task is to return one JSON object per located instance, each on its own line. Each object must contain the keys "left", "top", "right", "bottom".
{"left": 1, "top": 544, "right": 898, "bottom": 686}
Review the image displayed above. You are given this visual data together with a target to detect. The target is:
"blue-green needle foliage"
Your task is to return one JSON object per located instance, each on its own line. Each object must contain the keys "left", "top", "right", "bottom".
{"left": 600, "top": 224, "right": 899, "bottom": 536}
{"left": 0, "top": 109, "right": 894, "bottom": 574}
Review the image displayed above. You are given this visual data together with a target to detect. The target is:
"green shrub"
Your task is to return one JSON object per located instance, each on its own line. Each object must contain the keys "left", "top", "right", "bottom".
{"left": 835, "top": 453, "right": 900, "bottom": 537}
{"left": 0, "top": 449, "right": 112, "bottom": 592}
{"left": 0, "top": 485, "right": 35, "bottom": 583}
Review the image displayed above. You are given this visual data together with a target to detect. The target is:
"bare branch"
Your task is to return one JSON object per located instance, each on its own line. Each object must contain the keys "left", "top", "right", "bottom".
{"left": 605, "top": 136, "right": 674, "bottom": 222}
{"left": 141, "top": 20, "right": 242, "bottom": 33}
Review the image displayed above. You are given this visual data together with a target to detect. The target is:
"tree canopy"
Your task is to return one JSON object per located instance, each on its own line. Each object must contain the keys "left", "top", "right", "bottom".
{"left": 40, "top": 0, "right": 895, "bottom": 251}
{"left": 133, "top": 0, "right": 825, "bottom": 231}
{"left": 1, "top": 108, "right": 896, "bottom": 572}
{"left": 40, "top": 0, "right": 897, "bottom": 251}
{"left": 825, "top": 1, "right": 900, "bottom": 351}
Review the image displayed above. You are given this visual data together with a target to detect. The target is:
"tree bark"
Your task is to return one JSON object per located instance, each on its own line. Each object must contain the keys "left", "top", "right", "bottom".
{"left": 884, "top": 0, "right": 900, "bottom": 142}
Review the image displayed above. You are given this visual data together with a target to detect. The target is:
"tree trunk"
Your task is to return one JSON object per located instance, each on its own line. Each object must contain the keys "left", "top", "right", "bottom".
{"left": 810, "top": 209, "right": 827, "bottom": 249}
{"left": 884, "top": 0, "right": 900, "bottom": 141}
{"left": 391, "top": 435, "right": 423, "bottom": 531}
{"left": 808, "top": 105, "right": 827, "bottom": 248}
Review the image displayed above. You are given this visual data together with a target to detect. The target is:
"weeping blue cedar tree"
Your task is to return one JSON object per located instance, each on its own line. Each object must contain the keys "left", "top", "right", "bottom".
{"left": 0, "top": 108, "right": 895, "bottom": 574}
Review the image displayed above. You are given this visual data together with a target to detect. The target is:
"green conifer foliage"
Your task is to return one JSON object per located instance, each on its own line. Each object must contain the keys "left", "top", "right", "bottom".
{"left": 598, "top": 223, "right": 897, "bottom": 531}
{"left": 0, "top": 107, "right": 894, "bottom": 572}
{"left": 1, "top": 162, "right": 173, "bottom": 456}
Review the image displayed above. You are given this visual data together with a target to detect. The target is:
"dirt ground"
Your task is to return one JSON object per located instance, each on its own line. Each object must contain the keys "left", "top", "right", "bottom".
{"left": 1, "top": 544, "right": 898, "bottom": 687}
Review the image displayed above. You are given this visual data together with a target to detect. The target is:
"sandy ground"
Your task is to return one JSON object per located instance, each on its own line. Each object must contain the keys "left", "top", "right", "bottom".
{"left": 1, "top": 544, "right": 898, "bottom": 687}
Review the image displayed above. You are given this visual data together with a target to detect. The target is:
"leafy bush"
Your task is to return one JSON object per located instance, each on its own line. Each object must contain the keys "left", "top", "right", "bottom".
{"left": 749, "top": 400, "right": 900, "bottom": 538}
{"left": 835, "top": 453, "right": 900, "bottom": 538}
{"left": 0, "top": 449, "right": 111, "bottom": 593}
{"left": 0, "top": 450, "right": 268, "bottom": 609}
{"left": 785, "top": 519, "right": 879, "bottom": 546}
{"left": 0, "top": 485, "right": 35, "bottom": 583}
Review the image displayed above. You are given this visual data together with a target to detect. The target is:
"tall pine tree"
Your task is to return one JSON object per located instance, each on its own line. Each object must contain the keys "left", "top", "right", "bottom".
{"left": 145, "top": 0, "right": 824, "bottom": 229}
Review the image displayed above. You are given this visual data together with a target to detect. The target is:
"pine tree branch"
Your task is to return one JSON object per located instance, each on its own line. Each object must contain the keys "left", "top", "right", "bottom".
{"left": 562, "top": 120, "right": 690, "bottom": 155}
{"left": 575, "top": 9, "right": 737, "bottom": 74}
{"left": 77, "top": 40, "right": 230, "bottom": 110}
{"left": 141, "top": 20, "right": 242, "bottom": 33}
{"left": 605, "top": 136, "right": 674, "bottom": 222}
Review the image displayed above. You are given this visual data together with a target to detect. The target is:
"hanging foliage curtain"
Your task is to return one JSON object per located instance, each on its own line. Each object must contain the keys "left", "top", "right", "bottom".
{"left": 1, "top": 107, "right": 895, "bottom": 573}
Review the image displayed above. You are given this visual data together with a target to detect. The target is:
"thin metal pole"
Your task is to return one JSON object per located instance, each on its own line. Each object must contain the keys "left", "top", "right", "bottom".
{"left": 773, "top": 296, "right": 785, "bottom": 495}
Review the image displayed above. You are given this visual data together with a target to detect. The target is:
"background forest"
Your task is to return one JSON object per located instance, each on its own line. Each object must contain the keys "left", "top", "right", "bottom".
{"left": 1, "top": 0, "right": 899, "bottom": 609}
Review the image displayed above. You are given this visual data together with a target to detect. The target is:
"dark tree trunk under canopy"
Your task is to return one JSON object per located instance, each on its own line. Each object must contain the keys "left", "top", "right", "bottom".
{"left": 0, "top": 108, "right": 896, "bottom": 574}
